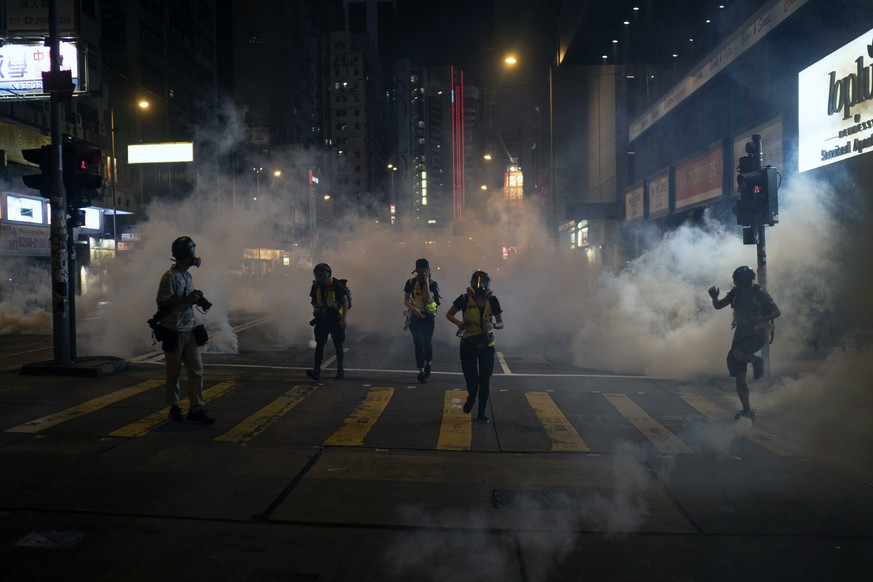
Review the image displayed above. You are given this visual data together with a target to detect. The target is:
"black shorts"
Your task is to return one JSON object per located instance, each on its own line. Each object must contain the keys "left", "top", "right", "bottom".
{"left": 726, "top": 333, "right": 766, "bottom": 377}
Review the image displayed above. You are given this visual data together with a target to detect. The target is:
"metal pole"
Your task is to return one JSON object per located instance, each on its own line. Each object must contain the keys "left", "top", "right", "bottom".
{"left": 49, "top": 0, "right": 71, "bottom": 365}
{"left": 756, "top": 223, "right": 769, "bottom": 376}
{"left": 548, "top": 62, "right": 556, "bottom": 247}
{"left": 110, "top": 107, "right": 118, "bottom": 254}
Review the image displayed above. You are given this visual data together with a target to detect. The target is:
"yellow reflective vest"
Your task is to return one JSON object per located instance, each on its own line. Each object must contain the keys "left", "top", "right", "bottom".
{"left": 409, "top": 278, "right": 438, "bottom": 316}
{"left": 462, "top": 295, "right": 495, "bottom": 346}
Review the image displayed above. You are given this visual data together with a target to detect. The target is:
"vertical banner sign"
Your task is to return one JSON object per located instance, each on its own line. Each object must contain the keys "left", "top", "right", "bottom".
{"left": 625, "top": 183, "right": 644, "bottom": 222}
{"left": 647, "top": 170, "right": 671, "bottom": 219}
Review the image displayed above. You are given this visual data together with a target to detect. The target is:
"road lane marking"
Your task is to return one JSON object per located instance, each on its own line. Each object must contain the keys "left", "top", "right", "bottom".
{"left": 495, "top": 351, "right": 511, "bottom": 375}
{"left": 6, "top": 380, "right": 166, "bottom": 433}
{"left": 680, "top": 394, "right": 804, "bottom": 456}
{"left": 320, "top": 347, "right": 349, "bottom": 370}
{"left": 525, "top": 391, "right": 590, "bottom": 452}
{"left": 603, "top": 393, "right": 693, "bottom": 454}
{"left": 214, "top": 384, "right": 317, "bottom": 443}
{"left": 108, "top": 381, "right": 239, "bottom": 438}
{"left": 324, "top": 387, "right": 394, "bottom": 446}
{"left": 437, "top": 389, "right": 472, "bottom": 451}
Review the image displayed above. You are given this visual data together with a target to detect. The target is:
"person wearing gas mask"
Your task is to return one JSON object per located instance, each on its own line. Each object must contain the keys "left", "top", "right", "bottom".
{"left": 708, "top": 266, "right": 781, "bottom": 420}
{"left": 156, "top": 236, "right": 215, "bottom": 424}
{"left": 307, "top": 263, "right": 348, "bottom": 381}
{"left": 445, "top": 270, "right": 504, "bottom": 423}
{"left": 404, "top": 258, "right": 441, "bottom": 383}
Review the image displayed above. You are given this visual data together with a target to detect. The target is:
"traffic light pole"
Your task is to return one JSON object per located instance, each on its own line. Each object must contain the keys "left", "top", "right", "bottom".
{"left": 47, "top": 0, "right": 72, "bottom": 365}
{"left": 756, "top": 224, "right": 770, "bottom": 377}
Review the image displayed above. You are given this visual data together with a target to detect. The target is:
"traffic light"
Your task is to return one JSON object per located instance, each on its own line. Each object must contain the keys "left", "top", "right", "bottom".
{"left": 21, "top": 146, "right": 52, "bottom": 196}
{"left": 63, "top": 143, "right": 103, "bottom": 209}
{"left": 735, "top": 166, "right": 779, "bottom": 226}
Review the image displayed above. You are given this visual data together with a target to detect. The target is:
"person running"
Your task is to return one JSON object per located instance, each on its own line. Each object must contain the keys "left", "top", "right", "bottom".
{"left": 445, "top": 270, "right": 503, "bottom": 423}
{"left": 708, "top": 266, "right": 781, "bottom": 419}
{"left": 307, "top": 263, "right": 348, "bottom": 381}
{"left": 404, "top": 258, "right": 441, "bottom": 383}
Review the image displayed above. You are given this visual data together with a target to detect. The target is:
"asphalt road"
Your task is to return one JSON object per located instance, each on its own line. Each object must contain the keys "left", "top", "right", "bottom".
{"left": 0, "top": 317, "right": 871, "bottom": 581}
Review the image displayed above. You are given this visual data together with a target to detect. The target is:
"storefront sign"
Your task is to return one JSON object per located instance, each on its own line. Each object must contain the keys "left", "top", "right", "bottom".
{"left": 798, "top": 26, "right": 873, "bottom": 172}
{"left": 647, "top": 170, "right": 671, "bottom": 219}
{"left": 0, "top": 222, "right": 50, "bottom": 256}
{"left": 625, "top": 183, "right": 644, "bottom": 222}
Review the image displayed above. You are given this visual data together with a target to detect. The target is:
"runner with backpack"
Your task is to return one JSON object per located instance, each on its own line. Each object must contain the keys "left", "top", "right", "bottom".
{"left": 307, "top": 263, "right": 350, "bottom": 381}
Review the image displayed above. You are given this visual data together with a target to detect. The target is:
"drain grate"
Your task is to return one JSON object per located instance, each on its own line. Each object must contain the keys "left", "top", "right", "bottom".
{"left": 492, "top": 488, "right": 591, "bottom": 510}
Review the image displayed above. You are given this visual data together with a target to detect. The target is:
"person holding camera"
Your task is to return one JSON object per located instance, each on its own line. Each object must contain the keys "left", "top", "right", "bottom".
{"left": 155, "top": 236, "right": 215, "bottom": 424}
{"left": 404, "top": 258, "right": 441, "bottom": 383}
{"left": 445, "top": 270, "right": 503, "bottom": 423}
{"left": 307, "top": 263, "right": 348, "bottom": 381}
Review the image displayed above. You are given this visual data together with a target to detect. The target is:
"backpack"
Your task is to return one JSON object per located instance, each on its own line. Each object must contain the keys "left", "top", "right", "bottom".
{"left": 336, "top": 278, "right": 352, "bottom": 310}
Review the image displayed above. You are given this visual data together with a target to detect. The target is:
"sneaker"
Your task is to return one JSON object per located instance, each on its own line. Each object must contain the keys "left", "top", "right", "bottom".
{"left": 734, "top": 408, "right": 755, "bottom": 420}
{"left": 336, "top": 367, "right": 344, "bottom": 379}
{"left": 306, "top": 369, "right": 320, "bottom": 382}
{"left": 417, "top": 371, "right": 426, "bottom": 383}
{"left": 477, "top": 413, "right": 491, "bottom": 423}
{"left": 752, "top": 357, "right": 764, "bottom": 380}
{"left": 187, "top": 408, "right": 215, "bottom": 425}
{"left": 168, "top": 405, "right": 184, "bottom": 422}
{"left": 463, "top": 397, "right": 475, "bottom": 414}
{"left": 424, "top": 363, "right": 431, "bottom": 378}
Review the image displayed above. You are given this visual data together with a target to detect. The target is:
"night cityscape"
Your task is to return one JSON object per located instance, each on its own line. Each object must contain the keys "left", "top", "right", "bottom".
{"left": 1, "top": 1, "right": 872, "bottom": 580}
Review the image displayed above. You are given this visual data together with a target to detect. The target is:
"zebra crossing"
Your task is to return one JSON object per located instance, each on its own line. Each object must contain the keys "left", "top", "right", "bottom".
{"left": 2, "top": 375, "right": 804, "bottom": 457}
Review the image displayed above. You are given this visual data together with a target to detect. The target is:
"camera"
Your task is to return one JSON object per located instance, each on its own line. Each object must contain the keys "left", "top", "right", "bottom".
{"left": 194, "top": 291, "right": 212, "bottom": 312}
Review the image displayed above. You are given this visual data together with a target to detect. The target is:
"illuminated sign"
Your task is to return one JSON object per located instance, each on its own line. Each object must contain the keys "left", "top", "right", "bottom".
{"left": 798, "top": 26, "right": 873, "bottom": 172}
{"left": 128, "top": 143, "right": 194, "bottom": 164}
{"left": 0, "top": 41, "right": 82, "bottom": 98}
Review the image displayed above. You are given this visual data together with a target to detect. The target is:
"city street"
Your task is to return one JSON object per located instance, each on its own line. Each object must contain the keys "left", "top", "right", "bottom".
{"left": 0, "top": 315, "right": 871, "bottom": 581}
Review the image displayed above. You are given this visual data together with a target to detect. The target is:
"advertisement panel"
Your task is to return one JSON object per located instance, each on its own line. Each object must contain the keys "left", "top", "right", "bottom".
{"left": 646, "top": 169, "right": 671, "bottom": 219}
{"left": 675, "top": 144, "right": 725, "bottom": 211}
{"left": 798, "top": 26, "right": 873, "bottom": 172}
{"left": 625, "top": 183, "right": 644, "bottom": 222}
{"left": 0, "top": 41, "right": 81, "bottom": 98}
{"left": 0, "top": 222, "right": 50, "bottom": 256}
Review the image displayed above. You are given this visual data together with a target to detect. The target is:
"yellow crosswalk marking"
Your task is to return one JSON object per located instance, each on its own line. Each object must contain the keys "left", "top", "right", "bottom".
{"left": 108, "top": 381, "right": 238, "bottom": 438}
{"left": 214, "top": 384, "right": 317, "bottom": 443}
{"left": 603, "top": 393, "right": 693, "bottom": 454}
{"left": 7, "top": 380, "right": 165, "bottom": 434}
{"left": 525, "top": 391, "right": 590, "bottom": 452}
{"left": 324, "top": 387, "right": 394, "bottom": 446}
{"left": 437, "top": 389, "right": 472, "bottom": 451}
{"left": 680, "top": 394, "right": 804, "bottom": 456}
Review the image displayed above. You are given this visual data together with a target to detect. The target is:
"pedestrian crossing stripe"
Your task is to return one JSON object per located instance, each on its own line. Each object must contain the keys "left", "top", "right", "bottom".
{"left": 437, "top": 390, "right": 472, "bottom": 451}
{"left": 679, "top": 394, "right": 804, "bottom": 456}
{"left": 214, "top": 384, "right": 318, "bottom": 444}
{"left": 603, "top": 393, "right": 693, "bottom": 454}
{"left": 108, "top": 381, "right": 239, "bottom": 438}
{"left": 525, "top": 392, "right": 591, "bottom": 452}
{"left": 324, "top": 387, "right": 394, "bottom": 446}
{"left": 6, "top": 379, "right": 165, "bottom": 434}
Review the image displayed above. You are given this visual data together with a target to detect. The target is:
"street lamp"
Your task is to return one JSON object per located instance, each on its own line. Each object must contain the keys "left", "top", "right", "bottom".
{"left": 504, "top": 54, "right": 556, "bottom": 245}
{"left": 252, "top": 167, "right": 263, "bottom": 200}
{"left": 387, "top": 163, "right": 397, "bottom": 202}
{"left": 109, "top": 99, "right": 150, "bottom": 254}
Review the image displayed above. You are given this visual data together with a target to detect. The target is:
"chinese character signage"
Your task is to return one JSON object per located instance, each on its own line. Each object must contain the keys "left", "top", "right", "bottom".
{"left": 0, "top": 42, "right": 80, "bottom": 98}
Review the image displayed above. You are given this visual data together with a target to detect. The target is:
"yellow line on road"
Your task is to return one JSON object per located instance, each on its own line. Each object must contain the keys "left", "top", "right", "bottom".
{"left": 108, "top": 381, "right": 239, "bottom": 438}
{"left": 437, "top": 389, "right": 472, "bottom": 451}
{"left": 214, "top": 384, "right": 317, "bottom": 443}
{"left": 603, "top": 393, "right": 693, "bottom": 454}
{"left": 6, "top": 380, "right": 165, "bottom": 434}
{"left": 680, "top": 394, "right": 804, "bottom": 456}
{"left": 525, "top": 391, "right": 590, "bottom": 452}
{"left": 324, "top": 387, "right": 394, "bottom": 446}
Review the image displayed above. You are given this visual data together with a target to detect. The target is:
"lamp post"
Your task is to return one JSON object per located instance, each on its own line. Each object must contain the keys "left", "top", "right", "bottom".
{"left": 504, "top": 55, "right": 557, "bottom": 245}
{"left": 109, "top": 99, "right": 149, "bottom": 254}
{"left": 387, "top": 163, "right": 397, "bottom": 202}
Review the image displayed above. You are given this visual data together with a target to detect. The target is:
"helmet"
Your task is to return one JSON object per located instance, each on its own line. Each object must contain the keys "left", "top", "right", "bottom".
{"left": 412, "top": 258, "right": 429, "bottom": 273}
{"left": 470, "top": 270, "right": 490, "bottom": 295}
{"left": 732, "top": 266, "right": 755, "bottom": 285}
{"left": 171, "top": 236, "right": 196, "bottom": 259}
{"left": 313, "top": 263, "right": 332, "bottom": 276}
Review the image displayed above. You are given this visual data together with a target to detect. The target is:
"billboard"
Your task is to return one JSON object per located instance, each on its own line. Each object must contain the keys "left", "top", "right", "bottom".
{"left": 0, "top": 41, "right": 82, "bottom": 98}
{"left": 674, "top": 144, "right": 725, "bottom": 211}
{"left": 798, "top": 26, "right": 873, "bottom": 172}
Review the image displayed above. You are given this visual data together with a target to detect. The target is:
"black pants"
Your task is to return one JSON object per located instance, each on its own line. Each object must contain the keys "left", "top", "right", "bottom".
{"left": 460, "top": 342, "right": 494, "bottom": 415}
{"left": 313, "top": 311, "right": 345, "bottom": 369}
{"left": 409, "top": 314, "right": 435, "bottom": 368}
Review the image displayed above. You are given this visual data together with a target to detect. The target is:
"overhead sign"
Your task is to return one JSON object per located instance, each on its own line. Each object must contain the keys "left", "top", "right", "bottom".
{"left": 798, "top": 26, "right": 873, "bottom": 172}
{"left": 0, "top": 41, "right": 82, "bottom": 98}
{"left": 128, "top": 143, "right": 194, "bottom": 164}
